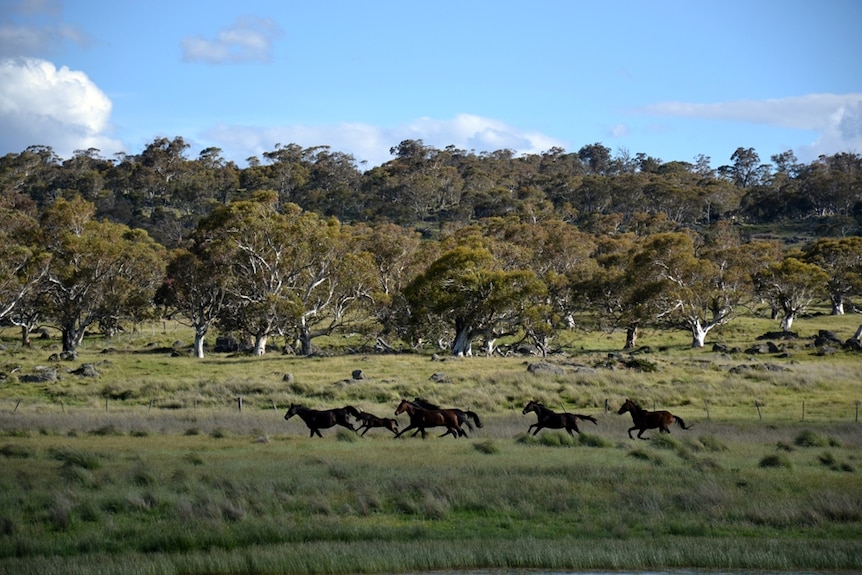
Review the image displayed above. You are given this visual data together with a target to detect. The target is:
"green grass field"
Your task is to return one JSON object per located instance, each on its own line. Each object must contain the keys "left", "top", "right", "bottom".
{"left": 0, "top": 311, "right": 860, "bottom": 574}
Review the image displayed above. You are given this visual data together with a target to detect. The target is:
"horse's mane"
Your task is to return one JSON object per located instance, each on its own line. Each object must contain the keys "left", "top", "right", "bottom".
{"left": 413, "top": 397, "right": 441, "bottom": 410}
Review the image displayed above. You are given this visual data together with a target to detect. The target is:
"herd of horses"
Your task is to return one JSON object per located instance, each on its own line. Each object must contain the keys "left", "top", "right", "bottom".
{"left": 284, "top": 398, "right": 692, "bottom": 440}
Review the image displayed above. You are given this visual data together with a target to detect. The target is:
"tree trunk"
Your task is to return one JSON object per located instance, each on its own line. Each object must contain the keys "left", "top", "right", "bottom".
{"left": 299, "top": 327, "right": 313, "bottom": 356}
{"left": 781, "top": 312, "right": 795, "bottom": 332}
{"left": 854, "top": 324, "right": 862, "bottom": 340}
{"left": 193, "top": 329, "right": 206, "bottom": 359}
{"left": 691, "top": 321, "right": 708, "bottom": 348}
{"left": 452, "top": 324, "right": 473, "bottom": 356}
{"left": 624, "top": 323, "right": 638, "bottom": 349}
{"left": 21, "top": 325, "right": 32, "bottom": 348}
{"left": 61, "top": 323, "right": 84, "bottom": 353}
{"left": 253, "top": 334, "right": 268, "bottom": 356}
{"left": 831, "top": 295, "right": 845, "bottom": 315}
{"left": 482, "top": 337, "right": 496, "bottom": 357}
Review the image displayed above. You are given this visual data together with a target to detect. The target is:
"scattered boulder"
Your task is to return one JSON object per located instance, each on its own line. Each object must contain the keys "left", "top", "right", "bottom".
{"left": 429, "top": 372, "right": 449, "bottom": 383}
{"left": 214, "top": 336, "right": 239, "bottom": 353}
{"left": 527, "top": 362, "right": 566, "bottom": 376}
{"left": 71, "top": 363, "right": 100, "bottom": 377}
{"left": 351, "top": 369, "right": 366, "bottom": 380}
{"left": 282, "top": 373, "right": 294, "bottom": 383}
{"left": 20, "top": 367, "right": 58, "bottom": 383}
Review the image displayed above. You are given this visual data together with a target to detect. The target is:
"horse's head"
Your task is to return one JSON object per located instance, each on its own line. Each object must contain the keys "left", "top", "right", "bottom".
{"left": 394, "top": 399, "right": 412, "bottom": 416}
{"left": 522, "top": 400, "right": 539, "bottom": 415}
{"left": 285, "top": 403, "right": 302, "bottom": 420}
{"left": 617, "top": 399, "right": 635, "bottom": 415}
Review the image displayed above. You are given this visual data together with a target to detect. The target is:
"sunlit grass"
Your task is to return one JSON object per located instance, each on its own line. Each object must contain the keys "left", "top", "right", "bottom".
{"left": 0, "top": 311, "right": 861, "bottom": 574}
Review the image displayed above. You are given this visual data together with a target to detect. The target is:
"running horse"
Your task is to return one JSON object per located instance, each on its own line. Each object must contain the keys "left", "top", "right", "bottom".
{"left": 284, "top": 404, "right": 361, "bottom": 437}
{"left": 617, "top": 398, "right": 692, "bottom": 440}
{"left": 412, "top": 397, "right": 483, "bottom": 434}
{"left": 393, "top": 399, "right": 480, "bottom": 439}
{"left": 522, "top": 400, "right": 597, "bottom": 436}
{"left": 355, "top": 410, "right": 400, "bottom": 436}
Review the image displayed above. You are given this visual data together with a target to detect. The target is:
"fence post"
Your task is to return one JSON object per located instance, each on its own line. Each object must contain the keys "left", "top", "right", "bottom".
{"left": 802, "top": 401, "right": 805, "bottom": 422}
{"left": 704, "top": 399, "right": 710, "bottom": 420}
{"left": 13, "top": 400, "right": 20, "bottom": 413}
{"left": 604, "top": 399, "right": 609, "bottom": 415}
{"left": 237, "top": 396, "right": 243, "bottom": 413}
{"left": 856, "top": 401, "right": 860, "bottom": 423}
{"left": 755, "top": 400, "right": 762, "bottom": 420}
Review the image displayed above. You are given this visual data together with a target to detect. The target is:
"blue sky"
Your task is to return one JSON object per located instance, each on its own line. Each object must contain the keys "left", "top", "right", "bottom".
{"left": 1, "top": 0, "right": 860, "bottom": 171}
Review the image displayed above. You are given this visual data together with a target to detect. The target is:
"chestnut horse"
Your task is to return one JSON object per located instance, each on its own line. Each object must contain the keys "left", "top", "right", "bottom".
{"left": 393, "top": 399, "right": 474, "bottom": 439}
{"left": 617, "top": 399, "right": 692, "bottom": 440}
{"left": 522, "top": 400, "right": 597, "bottom": 436}
{"left": 284, "top": 404, "right": 361, "bottom": 437}
{"left": 412, "top": 397, "right": 483, "bottom": 433}
{"left": 356, "top": 410, "right": 399, "bottom": 436}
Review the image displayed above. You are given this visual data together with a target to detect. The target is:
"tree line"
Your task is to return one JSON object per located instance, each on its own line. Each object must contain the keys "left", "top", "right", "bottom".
{"left": 1, "top": 139, "right": 861, "bottom": 357}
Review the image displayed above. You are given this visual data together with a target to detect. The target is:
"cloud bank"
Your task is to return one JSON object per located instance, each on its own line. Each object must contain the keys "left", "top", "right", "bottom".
{"left": 203, "top": 114, "right": 568, "bottom": 168}
{"left": 181, "top": 16, "right": 283, "bottom": 64}
{"left": 639, "top": 93, "right": 862, "bottom": 159}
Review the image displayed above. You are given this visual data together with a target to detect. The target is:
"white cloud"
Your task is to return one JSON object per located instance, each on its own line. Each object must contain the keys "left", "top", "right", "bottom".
{"left": 181, "top": 16, "right": 283, "bottom": 64}
{"left": 0, "top": 57, "right": 123, "bottom": 158}
{"left": 0, "top": 0, "right": 89, "bottom": 58}
{"left": 202, "top": 114, "right": 567, "bottom": 168}
{"left": 638, "top": 93, "right": 862, "bottom": 159}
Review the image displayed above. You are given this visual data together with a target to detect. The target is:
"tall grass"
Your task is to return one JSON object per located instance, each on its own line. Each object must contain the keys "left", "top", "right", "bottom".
{"left": 0, "top": 312, "right": 861, "bottom": 574}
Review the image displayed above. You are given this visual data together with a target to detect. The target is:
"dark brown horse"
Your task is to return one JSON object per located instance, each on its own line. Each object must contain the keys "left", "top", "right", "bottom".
{"left": 393, "top": 399, "right": 475, "bottom": 439}
{"left": 412, "top": 397, "right": 483, "bottom": 433}
{"left": 284, "top": 404, "right": 361, "bottom": 437}
{"left": 522, "top": 400, "right": 597, "bottom": 436}
{"left": 355, "top": 410, "right": 399, "bottom": 436}
{"left": 617, "top": 398, "right": 692, "bottom": 440}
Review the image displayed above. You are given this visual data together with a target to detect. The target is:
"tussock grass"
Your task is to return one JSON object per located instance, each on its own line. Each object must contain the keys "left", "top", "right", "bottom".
{"left": 1, "top": 314, "right": 861, "bottom": 574}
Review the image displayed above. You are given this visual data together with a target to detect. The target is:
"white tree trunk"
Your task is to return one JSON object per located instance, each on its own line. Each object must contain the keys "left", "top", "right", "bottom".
{"left": 253, "top": 335, "right": 268, "bottom": 356}
{"left": 781, "top": 312, "right": 795, "bottom": 332}
{"left": 691, "top": 321, "right": 709, "bottom": 348}
{"left": 831, "top": 299, "right": 845, "bottom": 315}
{"left": 193, "top": 331, "right": 206, "bottom": 359}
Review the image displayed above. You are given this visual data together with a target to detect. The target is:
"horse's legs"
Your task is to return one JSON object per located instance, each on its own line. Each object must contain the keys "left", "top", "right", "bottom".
{"left": 636, "top": 428, "right": 649, "bottom": 440}
{"left": 311, "top": 428, "right": 322, "bottom": 438}
{"left": 627, "top": 426, "right": 637, "bottom": 439}
{"left": 394, "top": 423, "right": 416, "bottom": 438}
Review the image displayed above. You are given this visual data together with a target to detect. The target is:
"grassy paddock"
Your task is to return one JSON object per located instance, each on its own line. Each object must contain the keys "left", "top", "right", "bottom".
{"left": 0, "top": 312, "right": 860, "bottom": 574}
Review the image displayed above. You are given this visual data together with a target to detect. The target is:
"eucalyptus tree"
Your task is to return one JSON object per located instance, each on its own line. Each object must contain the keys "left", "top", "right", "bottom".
{"left": 39, "top": 196, "right": 166, "bottom": 352}
{"left": 625, "top": 230, "right": 763, "bottom": 348}
{"left": 754, "top": 257, "right": 829, "bottom": 332}
{"left": 801, "top": 236, "right": 862, "bottom": 315}
{"left": 0, "top": 206, "right": 49, "bottom": 346}
{"left": 404, "top": 244, "right": 546, "bottom": 356}
{"left": 155, "top": 247, "right": 232, "bottom": 359}
{"left": 197, "top": 192, "right": 375, "bottom": 356}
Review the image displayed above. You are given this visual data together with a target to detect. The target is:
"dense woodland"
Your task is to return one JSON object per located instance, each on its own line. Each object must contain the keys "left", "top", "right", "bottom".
{"left": 2, "top": 138, "right": 861, "bottom": 358}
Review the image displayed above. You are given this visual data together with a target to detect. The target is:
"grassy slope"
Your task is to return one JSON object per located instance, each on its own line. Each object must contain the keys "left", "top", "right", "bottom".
{"left": 0, "top": 311, "right": 860, "bottom": 574}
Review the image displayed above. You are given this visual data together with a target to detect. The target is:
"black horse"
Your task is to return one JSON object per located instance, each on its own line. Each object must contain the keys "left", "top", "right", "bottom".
{"left": 412, "top": 397, "right": 483, "bottom": 434}
{"left": 617, "top": 398, "right": 692, "bottom": 440}
{"left": 284, "top": 404, "right": 361, "bottom": 437}
{"left": 355, "top": 410, "right": 400, "bottom": 436}
{"left": 522, "top": 400, "right": 597, "bottom": 436}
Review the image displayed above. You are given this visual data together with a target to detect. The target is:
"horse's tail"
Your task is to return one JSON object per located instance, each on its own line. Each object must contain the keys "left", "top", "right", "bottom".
{"left": 578, "top": 414, "right": 598, "bottom": 425}
{"left": 675, "top": 416, "right": 693, "bottom": 430}
{"left": 459, "top": 411, "right": 475, "bottom": 432}
{"left": 344, "top": 405, "right": 361, "bottom": 418}
{"left": 466, "top": 410, "right": 483, "bottom": 429}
